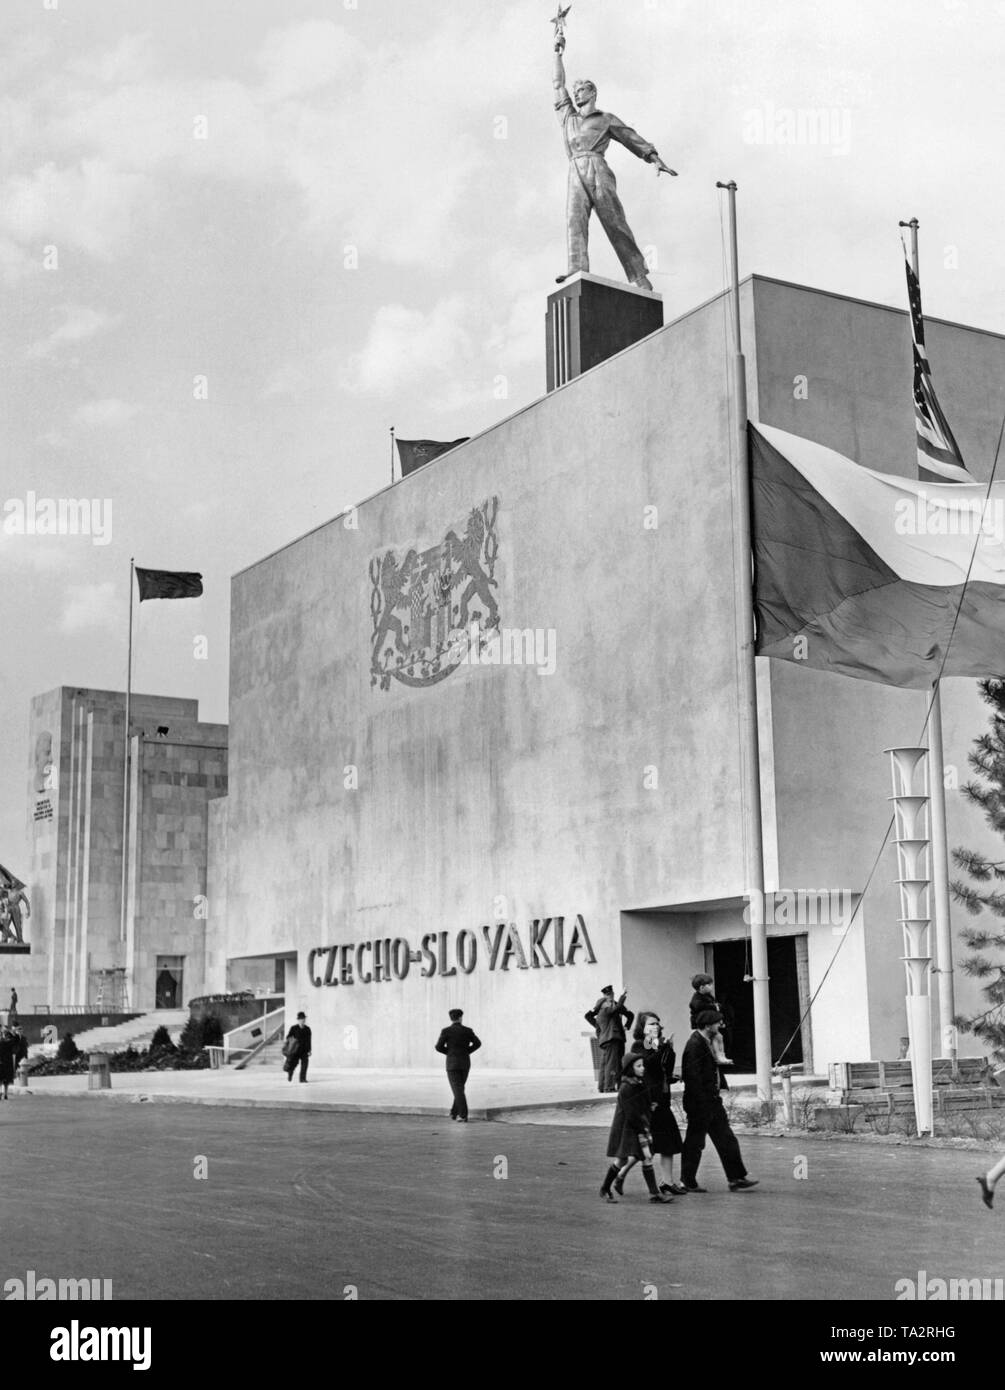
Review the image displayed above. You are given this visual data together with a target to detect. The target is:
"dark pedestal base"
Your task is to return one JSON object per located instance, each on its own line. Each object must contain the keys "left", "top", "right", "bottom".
{"left": 546, "top": 272, "right": 664, "bottom": 392}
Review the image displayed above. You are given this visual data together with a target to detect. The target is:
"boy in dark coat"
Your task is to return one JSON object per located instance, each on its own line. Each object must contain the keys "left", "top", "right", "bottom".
{"left": 689, "top": 973, "right": 733, "bottom": 1069}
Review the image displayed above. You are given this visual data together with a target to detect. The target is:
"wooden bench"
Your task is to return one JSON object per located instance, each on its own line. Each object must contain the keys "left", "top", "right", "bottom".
{"left": 828, "top": 1058, "right": 1005, "bottom": 1116}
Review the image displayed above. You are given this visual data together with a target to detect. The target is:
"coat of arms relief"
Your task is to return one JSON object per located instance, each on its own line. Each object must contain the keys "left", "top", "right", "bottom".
{"left": 370, "top": 498, "right": 500, "bottom": 690}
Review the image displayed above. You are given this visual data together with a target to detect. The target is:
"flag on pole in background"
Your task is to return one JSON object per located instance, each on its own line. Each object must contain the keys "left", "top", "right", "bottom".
{"left": 905, "top": 257, "right": 973, "bottom": 485}
{"left": 395, "top": 438, "right": 470, "bottom": 478}
{"left": 751, "top": 422, "right": 1005, "bottom": 688}
{"left": 135, "top": 568, "right": 203, "bottom": 601}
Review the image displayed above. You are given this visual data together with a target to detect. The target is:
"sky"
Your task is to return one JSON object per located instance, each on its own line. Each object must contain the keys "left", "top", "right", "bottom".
{"left": 3, "top": 0, "right": 1005, "bottom": 866}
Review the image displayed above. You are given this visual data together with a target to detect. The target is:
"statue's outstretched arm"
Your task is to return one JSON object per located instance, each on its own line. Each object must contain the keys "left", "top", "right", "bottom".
{"left": 609, "top": 116, "right": 677, "bottom": 176}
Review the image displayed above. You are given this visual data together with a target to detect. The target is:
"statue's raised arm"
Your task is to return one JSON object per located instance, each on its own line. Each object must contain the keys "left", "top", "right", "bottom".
{"left": 553, "top": 17, "right": 570, "bottom": 114}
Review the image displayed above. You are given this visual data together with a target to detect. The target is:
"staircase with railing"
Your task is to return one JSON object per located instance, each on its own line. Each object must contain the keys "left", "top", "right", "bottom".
{"left": 207, "top": 1007, "right": 285, "bottom": 1070}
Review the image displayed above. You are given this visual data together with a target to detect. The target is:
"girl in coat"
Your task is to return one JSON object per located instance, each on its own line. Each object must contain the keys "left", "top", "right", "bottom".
{"left": 625, "top": 1011, "right": 686, "bottom": 1195}
{"left": 599, "top": 1053, "right": 673, "bottom": 1203}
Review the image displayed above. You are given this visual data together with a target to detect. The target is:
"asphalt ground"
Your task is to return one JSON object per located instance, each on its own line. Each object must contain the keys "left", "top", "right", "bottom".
{"left": 1, "top": 1100, "right": 1001, "bottom": 1301}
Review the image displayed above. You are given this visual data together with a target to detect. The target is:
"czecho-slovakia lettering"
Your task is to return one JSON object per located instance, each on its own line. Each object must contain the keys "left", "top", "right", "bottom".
{"left": 307, "top": 915, "right": 595, "bottom": 986}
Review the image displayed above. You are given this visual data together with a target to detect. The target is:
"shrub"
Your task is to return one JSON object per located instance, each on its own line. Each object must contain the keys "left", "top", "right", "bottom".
{"left": 148, "top": 1025, "right": 176, "bottom": 1054}
{"left": 56, "top": 1032, "right": 80, "bottom": 1061}
{"left": 178, "top": 1013, "right": 224, "bottom": 1055}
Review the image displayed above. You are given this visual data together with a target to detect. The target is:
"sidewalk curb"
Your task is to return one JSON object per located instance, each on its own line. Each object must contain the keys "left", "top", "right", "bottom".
{"left": 23, "top": 1083, "right": 615, "bottom": 1120}
{"left": 17, "top": 1089, "right": 493, "bottom": 1117}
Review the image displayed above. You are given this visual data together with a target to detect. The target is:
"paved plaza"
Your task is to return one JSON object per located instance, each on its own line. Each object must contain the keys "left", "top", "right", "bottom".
{"left": 2, "top": 1099, "right": 1000, "bottom": 1301}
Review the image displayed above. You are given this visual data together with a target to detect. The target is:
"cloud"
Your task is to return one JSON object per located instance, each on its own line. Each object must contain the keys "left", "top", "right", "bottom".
{"left": 1, "top": 159, "right": 152, "bottom": 260}
{"left": 60, "top": 580, "right": 118, "bottom": 633}
{"left": 27, "top": 305, "right": 117, "bottom": 360}
{"left": 66, "top": 33, "right": 153, "bottom": 85}
{"left": 0, "top": 235, "right": 33, "bottom": 285}
{"left": 6, "top": 13, "right": 541, "bottom": 272}
{"left": 256, "top": 20, "right": 364, "bottom": 103}
{"left": 0, "top": 532, "right": 71, "bottom": 574}
{"left": 340, "top": 297, "right": 472, "bottom": 397}
{"left": 72, "top": 398, "right": 140, "bottom": 428}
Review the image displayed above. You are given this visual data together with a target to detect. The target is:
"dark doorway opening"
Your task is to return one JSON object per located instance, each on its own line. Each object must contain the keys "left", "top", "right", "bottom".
{"left": 155, "top": 956, "right": 183, "bottom": 1010}
{"left": 710, "top": 937, "right": 803, "bottom": 1072}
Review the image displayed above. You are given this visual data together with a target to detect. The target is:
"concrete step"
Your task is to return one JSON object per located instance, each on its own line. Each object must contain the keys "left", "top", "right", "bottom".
{"left": 247, "top": 1038, "right": 286, "bottom": 1067}
{"left": 72, "top": 1009, "right": 189, "bottom": 1053}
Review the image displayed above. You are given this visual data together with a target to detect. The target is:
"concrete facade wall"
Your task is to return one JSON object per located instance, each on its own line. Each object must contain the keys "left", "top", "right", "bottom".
{"left": 227, "top": 292, "right": 745, "bottom": 1069}
{"left": 204, "top": 797, "right": 229, "bottom": 995}
{"left": 217, "top": 275, "right": 1005, "bottom": 1072}
{"left": 126, "top": 730, "right": 228, "bottom": 1011}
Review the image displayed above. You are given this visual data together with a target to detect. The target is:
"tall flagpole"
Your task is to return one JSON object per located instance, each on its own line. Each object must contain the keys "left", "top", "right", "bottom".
{"left": 390, "top": 426, "right": 396, "bottom": 485}
{"left": 717, "top": 180, "right": 772, "bottom": 1102}
{"left": 899, "top": 216, "right": 957, "bottom": 1072}
{"left": 119, "top": 558, "right": 135, "bottom": 946}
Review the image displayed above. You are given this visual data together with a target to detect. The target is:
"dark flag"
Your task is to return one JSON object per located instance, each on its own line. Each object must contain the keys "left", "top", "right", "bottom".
{"left": 395, "top": 438, "right": 469, "bottom": 478}
{"left": 904, "top": 257, "right": 973, "bottom": 485}
{"left": 135, "top": 568, "right": 204, "bottom": 601}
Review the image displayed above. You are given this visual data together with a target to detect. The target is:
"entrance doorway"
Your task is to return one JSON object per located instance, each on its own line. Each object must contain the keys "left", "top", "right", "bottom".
{"left": 709, "top": 937, "right": 805, "bottom": 1072}
{"left": 155, "top": 955, "right": 184, "bottom": 1009}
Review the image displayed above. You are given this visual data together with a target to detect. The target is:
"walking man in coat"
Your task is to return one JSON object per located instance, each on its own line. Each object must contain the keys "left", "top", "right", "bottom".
{"left": 284, "top": 1011, "right": 312, "bottom": 1084}
{"left": 435, "top": 1008, "right": 481, "bottom": 1121}
{"left": 680, "top": 1010, "right": 759, "bottom": 1192}
{"left": 594, "top": 985, "right": 634, "bottom": 1093}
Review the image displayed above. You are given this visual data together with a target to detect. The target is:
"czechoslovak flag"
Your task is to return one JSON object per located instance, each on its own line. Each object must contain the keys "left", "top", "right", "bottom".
{"left": 751, "top": 422, "right": 1005, "bottom": 688}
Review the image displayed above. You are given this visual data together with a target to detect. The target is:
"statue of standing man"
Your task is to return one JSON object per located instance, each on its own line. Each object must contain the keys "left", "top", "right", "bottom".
{"left": 552, "top": 7, "right": 676, "bottom": 290}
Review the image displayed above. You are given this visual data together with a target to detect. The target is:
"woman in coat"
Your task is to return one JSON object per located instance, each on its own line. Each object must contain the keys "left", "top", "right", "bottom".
{"left": 0, "top": 1027, "right": 16, "bottom": 1100}
{"left": 599, "top": 1052, "right": 673, "bottom": 1204}
{"left": 622, "top": 1011, "right": 686, "bottom": 1195}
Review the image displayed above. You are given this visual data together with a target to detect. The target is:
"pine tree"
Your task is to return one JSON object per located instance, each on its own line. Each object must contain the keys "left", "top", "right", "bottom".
{"left": 949, "top": 677, "right": 1005, "bottom": 1064}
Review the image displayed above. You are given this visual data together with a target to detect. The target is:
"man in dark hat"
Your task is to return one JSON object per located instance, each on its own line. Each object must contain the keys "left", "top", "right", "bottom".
{"left": 594, "top": 985, "right": 634, "bottom": 1093}
{"left": 284, "top": 1011, "right": 312, "bottom": 1083}
{"left": 680, "top": 1010, "right": 758, "bottom": 1192}
{"left": 435, "top": 1008, "right": 481, "bottom": 1121}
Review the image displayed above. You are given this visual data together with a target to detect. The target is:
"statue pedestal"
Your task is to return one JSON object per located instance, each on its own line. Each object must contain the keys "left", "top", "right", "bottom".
{"left": 546, "top": 272, "right": 663, "bottom": 392}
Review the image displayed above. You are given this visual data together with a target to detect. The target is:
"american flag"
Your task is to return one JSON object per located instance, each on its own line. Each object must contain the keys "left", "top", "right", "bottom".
{"left": 905, "top": 256, "right": 972, "bottom": 484}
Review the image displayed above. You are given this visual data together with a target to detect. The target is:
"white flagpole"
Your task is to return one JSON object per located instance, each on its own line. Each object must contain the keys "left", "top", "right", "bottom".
{"left": 900, "top": 216, "right": 957, "bottom": 1073}
{"left": 119, "top": 558, "right": 135, "bottom": 946}
{"left": 717, "top": 179, "right": 772, "bottom": 1102}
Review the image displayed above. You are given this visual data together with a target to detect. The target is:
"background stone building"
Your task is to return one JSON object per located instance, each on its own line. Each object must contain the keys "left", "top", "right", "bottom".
{"left": 15, "top": 687, "right": 227, "bottom": 1012}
